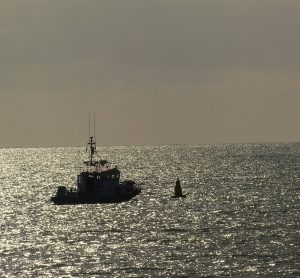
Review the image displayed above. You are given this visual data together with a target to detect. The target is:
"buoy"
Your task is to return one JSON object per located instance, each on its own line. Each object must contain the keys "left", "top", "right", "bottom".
{"left": 171, "top": 178, "right": 186, "bottom": 198}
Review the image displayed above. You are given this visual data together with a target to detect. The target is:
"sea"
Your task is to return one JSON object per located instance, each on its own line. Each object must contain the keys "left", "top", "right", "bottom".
{"left": 0, "top": 143, "right": 299, "bottom": 277}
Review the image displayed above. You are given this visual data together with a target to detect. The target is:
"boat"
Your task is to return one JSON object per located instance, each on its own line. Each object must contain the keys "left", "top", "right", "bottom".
{"left": 51, "top": 133, "right": 141, "bottom": 205}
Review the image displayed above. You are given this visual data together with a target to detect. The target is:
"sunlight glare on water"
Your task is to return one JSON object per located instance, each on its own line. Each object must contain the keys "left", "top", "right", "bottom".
{"left": 0, "top": 144, "right": 299, "bottom": 277}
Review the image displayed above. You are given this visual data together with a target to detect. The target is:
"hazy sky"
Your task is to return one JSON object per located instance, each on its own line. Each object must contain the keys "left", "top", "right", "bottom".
{"left": 1, "top": 0, "right": 300, "bottom": 147}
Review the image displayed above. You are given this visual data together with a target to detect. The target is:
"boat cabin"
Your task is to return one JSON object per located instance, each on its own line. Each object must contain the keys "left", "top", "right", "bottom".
{"left": 77, "top": 167, "right": 121, "bottom": 196}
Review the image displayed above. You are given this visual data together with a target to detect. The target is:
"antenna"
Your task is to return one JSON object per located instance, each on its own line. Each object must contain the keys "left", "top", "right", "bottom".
{"left": 93, "top": 112, "right": 96, "bottom": 141}
{"left": 88, "top": 112, "right": 91, "bottom": 138}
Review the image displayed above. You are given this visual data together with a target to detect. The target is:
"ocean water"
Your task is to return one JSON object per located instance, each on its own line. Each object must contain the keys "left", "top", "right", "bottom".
{"left": 0, "top": 143, "right": 299, "bottom": 277}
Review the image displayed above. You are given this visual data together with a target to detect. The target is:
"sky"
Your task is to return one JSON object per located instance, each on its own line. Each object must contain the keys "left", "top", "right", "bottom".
{"left": 0, "top": 0, "right": 300, "bottom": 147}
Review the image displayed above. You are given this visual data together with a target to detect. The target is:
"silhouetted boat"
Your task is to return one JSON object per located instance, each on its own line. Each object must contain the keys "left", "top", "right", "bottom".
{"left": 51, "top": 133, "right": 141, "bottom": 205}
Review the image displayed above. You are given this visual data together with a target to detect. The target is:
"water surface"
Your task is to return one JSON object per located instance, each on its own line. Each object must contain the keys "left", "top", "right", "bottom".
{"left": 0, "top": 144, "right": 299, "bottom": 277}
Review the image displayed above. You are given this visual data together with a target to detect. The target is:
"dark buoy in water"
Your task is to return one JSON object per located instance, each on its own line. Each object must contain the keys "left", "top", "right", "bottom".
{"left": 171, "top": 178, "right": 186, "bottom": 198}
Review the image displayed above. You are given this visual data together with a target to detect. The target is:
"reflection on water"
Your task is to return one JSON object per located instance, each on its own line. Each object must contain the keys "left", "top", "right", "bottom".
{"left": 0, "top": 144, "right": 299, "bottom": 277}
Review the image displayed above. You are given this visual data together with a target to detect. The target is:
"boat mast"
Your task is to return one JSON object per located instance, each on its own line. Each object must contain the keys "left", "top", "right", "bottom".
{"left": 87, "top": 113, "right": 96, "bottom": 166}
{"left": 88, "top": 135, "right": 96, "bottom": 166}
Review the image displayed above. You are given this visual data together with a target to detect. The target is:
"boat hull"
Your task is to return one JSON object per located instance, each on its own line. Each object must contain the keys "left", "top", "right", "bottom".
{"left": 51, "top": 191, "right": 140, "bottom": 205}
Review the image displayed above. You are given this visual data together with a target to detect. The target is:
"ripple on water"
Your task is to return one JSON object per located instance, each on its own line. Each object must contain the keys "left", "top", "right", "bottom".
{"left": 0, "top": 144, "right": 299, "bottom": 277}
